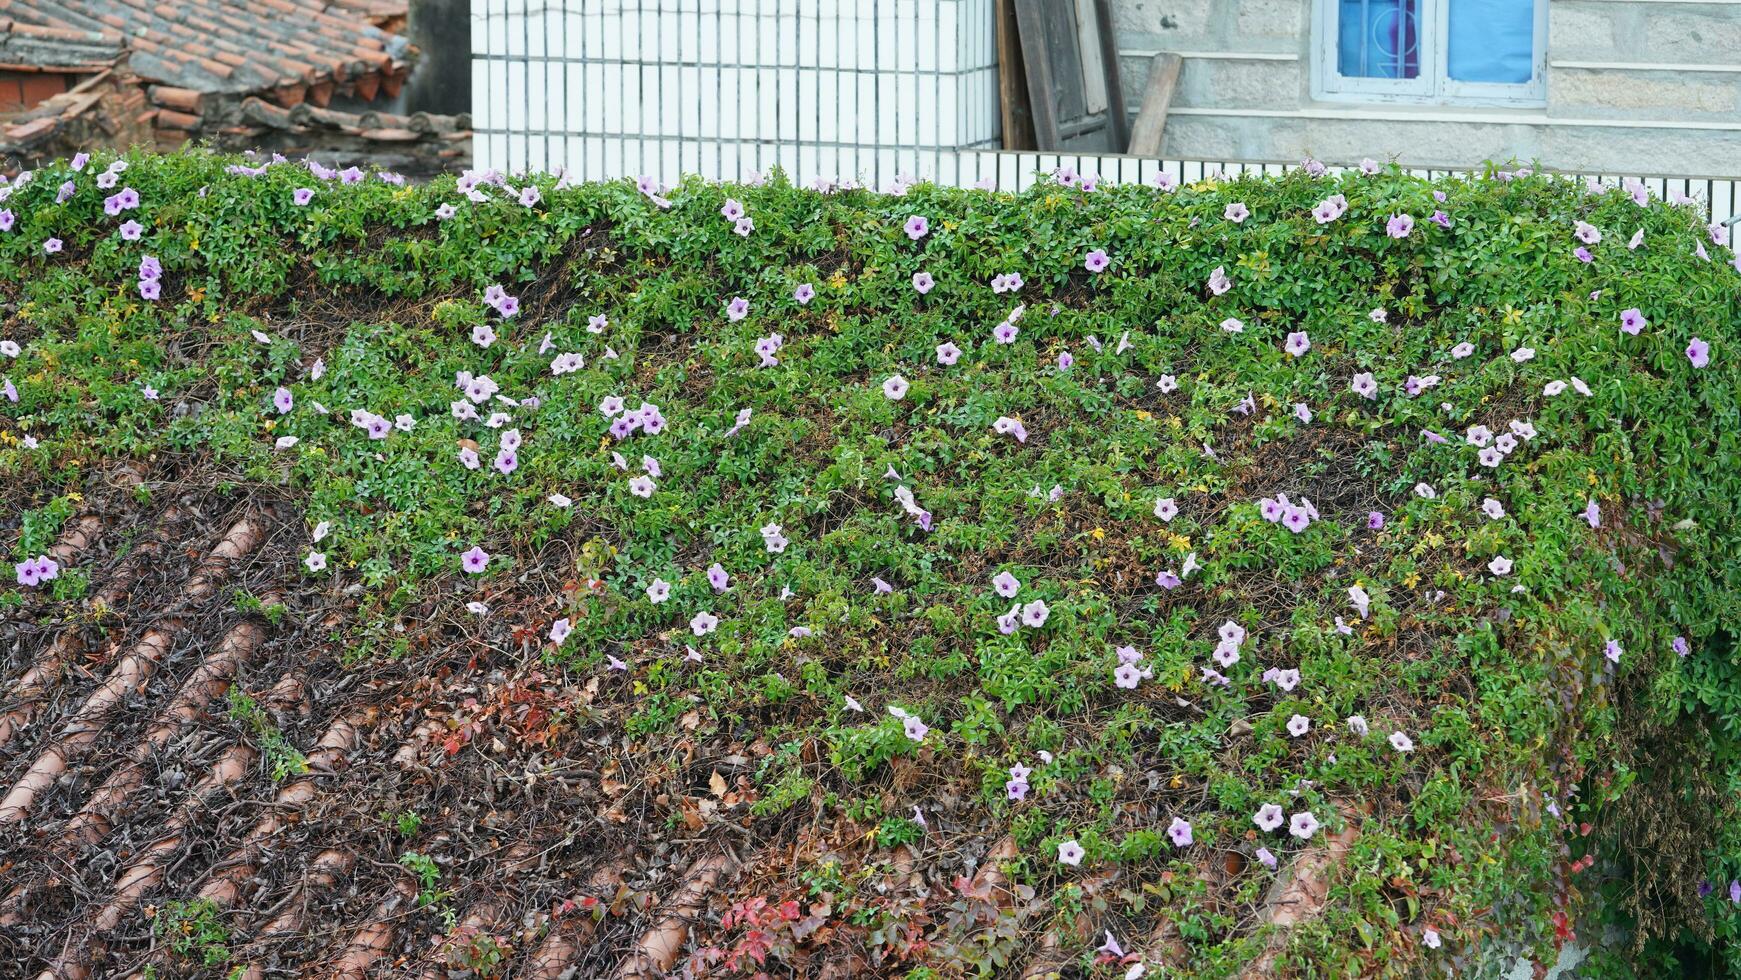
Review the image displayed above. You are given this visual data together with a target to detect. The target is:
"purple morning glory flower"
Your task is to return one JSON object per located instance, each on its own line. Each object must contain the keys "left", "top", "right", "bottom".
{"left": 793, "top": 283, "right": 815, "bottom": 304}
{"left": 903, "top": 215, "right": 929, "bottom": 240}
{"left": 1207, "top": 266, "right": 1231, "bottom": 295}
{"left": 1574, "top": 247, "right": 1593, "bottom": 263}
{"left": 707, "top": 562, "right": 731, "bottom": 591}
{"left": 119, "top": 219, "right": 143, "bottom": 241}
{"left": 1084, "top": 249, "right": 1109, "bottom": 273}
{"left": 726, "top": 296, "right": 750, "bottom": 322}
{"left": 993, "top": 322, "right": 1018, "bottom": 344}
{"left": 1367, "top": 511, "right": 1384, "bottom": 530}
{"left": 912, "top": 271, "right": 934, "bottom": 294}
{"left": 137, "top": 278, "right": 160, "bottom": 300}
{"left": 1284, "top": 331, "right": 1311, "bottom": 357}
{"left": 273, "top": 387, "right": 294, "bottom": 413}
{"left": 1167, "top": 817, "right": 1194, "bottom": 847}
{"left": 1674, "top": 636, "right": 1690, "bottom": 656}
{"left": 43, "top": 238, "right": 62, "bottom": 254}
{"left": 1386, "top": 213, "right": 1414, "bottom": 238}
{"left": 1687, "top": 337, "right": 1711, "bottom": 368}
{"left": 1620, "top": 308, "right": 1647, "bottom": 335}
{"left": 293, "top": 187, "right": 314, "bottom": 206}
{"left": 461, "top": 546, "right": 491, "bottom": 573}
{"left": 1224, "top": 202, "right": 1249, "bottom": 223}
{"left": 937, "top": 342, "right": 962, "bottom": 365}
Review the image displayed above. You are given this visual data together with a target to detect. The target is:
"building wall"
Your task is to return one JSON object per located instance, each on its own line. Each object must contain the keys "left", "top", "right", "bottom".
{"left": 1111, "top": 0, "right": 1741, "bottom": 175}
{"left": 0, "top": 71, "right": 75, "bottom": 113}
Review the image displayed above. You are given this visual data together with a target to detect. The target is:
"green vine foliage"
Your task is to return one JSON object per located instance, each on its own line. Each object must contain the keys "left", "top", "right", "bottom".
{"left": 3, "top": 151, "right": 1740, "bottom": 976}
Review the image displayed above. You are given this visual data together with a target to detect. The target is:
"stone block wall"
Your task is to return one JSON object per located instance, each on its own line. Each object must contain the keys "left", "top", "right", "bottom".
{"left": 1109, "top": 0, "right": 1741, "bottom": 175}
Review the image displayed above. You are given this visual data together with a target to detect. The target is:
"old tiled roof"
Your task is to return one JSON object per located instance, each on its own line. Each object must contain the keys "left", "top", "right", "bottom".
{"left": 0, "top": 0, "right": 410, "bottom": 94}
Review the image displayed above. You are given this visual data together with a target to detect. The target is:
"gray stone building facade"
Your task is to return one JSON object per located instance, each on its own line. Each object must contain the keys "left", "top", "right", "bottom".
{"left": 1112, "top": 0, "right": 1741, "bottom": 175}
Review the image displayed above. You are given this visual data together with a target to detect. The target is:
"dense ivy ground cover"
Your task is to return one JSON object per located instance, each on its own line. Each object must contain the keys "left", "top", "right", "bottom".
{"left": 4, "top": 151, "right": 1741, "bottom": 976}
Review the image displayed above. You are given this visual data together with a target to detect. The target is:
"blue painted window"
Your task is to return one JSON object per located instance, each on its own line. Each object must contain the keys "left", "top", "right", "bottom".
{"left": 1447, "top": 0, "right": 1536, "bottom": 83}
{"left": 1337, "top": 0, "right": 1420, "bottom": 79}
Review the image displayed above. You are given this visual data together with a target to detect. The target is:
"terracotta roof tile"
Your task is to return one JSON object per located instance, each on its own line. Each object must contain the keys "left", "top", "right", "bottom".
{"left": 0, "top": 0, "right": 409, "bottom": 95}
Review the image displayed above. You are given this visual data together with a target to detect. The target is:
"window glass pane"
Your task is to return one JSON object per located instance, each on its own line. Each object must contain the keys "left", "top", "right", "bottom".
{"left": 1448, "top": 0, "right": 1535, "bottom": 83}
{"left": 1337, "top": 0, "right": 1420, "bottom": 79}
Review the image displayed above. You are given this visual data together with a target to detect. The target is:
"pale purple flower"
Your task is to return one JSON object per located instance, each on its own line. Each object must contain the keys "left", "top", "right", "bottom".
{"left": 646, "top": 578, "right": 671, "bottom": 603}
{"left": 292, "top": 187, "right": 315, "bottom": 206}
{"left": 733, "top": 216, "right": 754, "bottom": 236}
{"left": 43, "top": 237, "right": 62, "bottom": 254}
{"left": 1688, "top": 337, "right": 1710, "bottom": 368}
{"left": 304, "top": 551, "right": 326, "bottom": 573}
{"left": 1289, "top": 811, "right": 1320, "bottom": 839}
{"left": 690, "top": 610, "right": 719, "bottom": 636}
{"left": 1349, "top": 585, "right": 1370, "bottom": 619}
{"left": 1575, "top": 221, "right": 1601, "bottom": 245}
{"left": 903, "top": 215, "right": 929, "bottom": 240}
{"left": 1351, "top": 373, "right": 1377, "bottom": 399}
{"left": 912, "top": 271, "right": 934, "bottom": 294}
{"left": 1389, "top": 731, "right": 1415, "bottom": 752}
{"left": 629, "top": 475, "right": 656, "bottom": 498}
{"left": 1256, "top": 847, "right": 1277, "bottom": 869}
{"left": 1367, "top": 511, "right": 1385, "bottom": 530}
{"left": 1207, "top": 266, "right": 1231, "bottom": 295}
{"left": 936, "top": 341, "right": 962, "bottom": 365}
{"left": 993, "top": 571, "right": 1021, "bottom": 598}
{"left": 726, "top": 296, "right": 750, "bottom": 322}
{"left": 707, "top": 563, "right": 731, "bottom": 591}
{"left": 1583, "top": 499, "right": 1601, "bottom": 529}
{"left": 1287, "top": 714, "right": 1311, "bottom": 737}
{"left": 902, "top": 714, "right": 928, "bottom": 742}
{"left": 461, "top": 546, "right": 491, "bottom": 574}
{"left": 273, "top": 387, "right": 294, "bottom": 413}
{"left": 1346, "top": 715, "right": 1369, "bottom": 736}
{"left": 993, "top": 321, "right": 1018, "bottom": 344}
{"left": 1021, "top": 599, "right": 1050, "bottom": 628}
{"left": 1058, "top": 840, "right": 1084, "bottom": 866}
{"left": 550, "top": 618, "right": 572, "bottom": 644}
{"left": 1423, "top": 928, "right": 1442, "bottom": 950}
{"left": 119, "top": 219, "right": 143, "bottom": 241}
{"left": 1605, "top": 639, "right": 1622, "bottom": 664}
{"left": 1220, "top": 317, "right": 1244, "bottom": 334}
{"left": 1254, "top": 804, "right": 1284, "bottom": 832}
{"left": 1084, "top": 249, "right": 1109, "bottom": 273}
{"left": 138, "top": 278, "right": 160, "bottom": 300}
{"left": 1224, "top": 202, "right": 1249, "bottom": 223}
{"left": 1114, "top": 662, "right": 1141, "bottom": 688}
{"left": 992, "top": 416, "right": 1028, "bottom": 443}
{"left": 1674, "top": 636, "right": 1690, "bottom": 656}
{"left": 721, "top": 198, "right": 744, "bottom": 220}
{"left": 1284, "top": 331, "right": 1310, "bottom": 357}
{"left": 793, "top": 283, "right": 815, "bottom": 304}
{"left": 1386, "top": 213, "right": 1414, "bottom": 238}
{"left": 882, "top": 375, "right": 910, "bottom": 400}
{"left": 1154, "top": 497, "right": 1177, "bottom": 522}
{"left": 1167, "top": 817, "right": 1194, "bottom": 847}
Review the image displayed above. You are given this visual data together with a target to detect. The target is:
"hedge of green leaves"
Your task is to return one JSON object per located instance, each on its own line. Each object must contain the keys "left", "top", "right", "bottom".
{"left": 4, "top": 151, "right": 1741, "bottom": 976}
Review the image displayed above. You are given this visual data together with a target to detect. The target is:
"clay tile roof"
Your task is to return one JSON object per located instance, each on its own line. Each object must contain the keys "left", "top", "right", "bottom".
{"left": 0, "top": 0, "right": 410, "bottom": 95}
